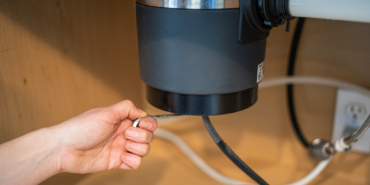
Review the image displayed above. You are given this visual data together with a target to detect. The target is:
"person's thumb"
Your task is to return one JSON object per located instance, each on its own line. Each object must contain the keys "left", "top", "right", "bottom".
{"left": 107, "top": 100, "right": 147, "bottom": 121}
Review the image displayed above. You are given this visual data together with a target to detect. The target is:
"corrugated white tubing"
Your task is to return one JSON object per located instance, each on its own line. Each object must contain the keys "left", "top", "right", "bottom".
{"left": 154, "top": 76, "right": 370, "bottom": 184}
{"left": 289, "top": 0, "right": 370, "bottom": 23}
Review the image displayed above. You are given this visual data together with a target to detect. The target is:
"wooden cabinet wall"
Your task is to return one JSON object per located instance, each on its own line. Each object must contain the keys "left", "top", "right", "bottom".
{"left": 1, "top": 1, "right": 370, "bottom": 184}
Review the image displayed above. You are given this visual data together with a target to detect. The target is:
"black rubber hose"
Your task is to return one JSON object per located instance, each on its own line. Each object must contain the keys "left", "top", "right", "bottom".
{"left": 202, "top": 116, "right": 269, "bottom": 185}
{"left": 287, "top": 18, "right": 309, "bottom": 148}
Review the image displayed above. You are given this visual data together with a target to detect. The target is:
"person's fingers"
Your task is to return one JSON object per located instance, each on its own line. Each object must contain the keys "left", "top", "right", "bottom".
{"left": 120, "top": 153, "right": 142, "bottom": 170}
{"left": 118, "top": 162, "right": 131, "bottom": 170}
{"left": 113, "top": 119, "right": 134, "bottom": 136}
{"left": 126, "top": 140, "right": 151, "bottom": 157}
{"left": 137, "top": 117, "right": 158, "bottom": 132}
{"left": 104, "top": 100, "right": 147, "bottom": 123}
{"left": 125, "top": 127, "right": 154, "bottom": 143}
{"left": 114, "top": 117, "right": 157, "bottom": 138}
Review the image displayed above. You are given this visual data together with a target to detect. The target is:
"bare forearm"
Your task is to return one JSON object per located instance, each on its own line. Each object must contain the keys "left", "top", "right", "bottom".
{"left": 0, "top": 127, "right": 60, "bottom": 185}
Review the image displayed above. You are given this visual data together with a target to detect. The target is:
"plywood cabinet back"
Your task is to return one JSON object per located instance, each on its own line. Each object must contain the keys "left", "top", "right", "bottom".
{"left": 0, "top": 0, "right": 142, "bottom": 150}
{"left": 1, "top": 1, "right": 143, "bottom": 184}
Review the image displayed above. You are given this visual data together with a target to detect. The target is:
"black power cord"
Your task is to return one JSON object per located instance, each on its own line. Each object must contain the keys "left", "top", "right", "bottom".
{"left": 287, "top": 18, "right": 309, "bottom": 148}
{"left": 202, "top": 116, "right": 269, "bottom": 185}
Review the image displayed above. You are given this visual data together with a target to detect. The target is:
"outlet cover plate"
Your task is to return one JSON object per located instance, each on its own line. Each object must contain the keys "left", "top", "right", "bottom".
{"left": 333, "top": 89, "right": 370, "bottom": 153}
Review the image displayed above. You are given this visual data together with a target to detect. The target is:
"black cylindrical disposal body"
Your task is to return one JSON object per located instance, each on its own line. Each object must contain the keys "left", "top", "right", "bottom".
{"left": 136, "top": 0, "right": 268, "bottom": 115}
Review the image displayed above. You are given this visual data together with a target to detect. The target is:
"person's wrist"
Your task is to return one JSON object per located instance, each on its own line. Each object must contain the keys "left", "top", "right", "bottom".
{"left": 41, "top": 126, "right": 64, "bottom": 175}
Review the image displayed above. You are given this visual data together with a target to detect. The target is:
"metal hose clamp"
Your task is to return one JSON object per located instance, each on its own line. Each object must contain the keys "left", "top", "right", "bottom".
{"left": 132, "top": 118, "right": 143, "bottom": 128}
{"left": 133, "top": 114, "right": 182, "bottom": 127}
{"left": 132, "top": 116, "right": 157, "bottom": 128}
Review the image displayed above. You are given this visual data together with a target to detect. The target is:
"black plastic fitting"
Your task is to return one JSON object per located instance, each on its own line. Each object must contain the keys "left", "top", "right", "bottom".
{"left": 238, "top": 0, "right": 271, "bottom": 44}
{"left": 257, "top": 0, "right": 295, "bottom": 31}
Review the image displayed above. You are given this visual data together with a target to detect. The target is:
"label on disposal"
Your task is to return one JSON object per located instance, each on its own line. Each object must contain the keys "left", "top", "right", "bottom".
{"left": 257, "top": 61, "right": 264, "bottom": 83}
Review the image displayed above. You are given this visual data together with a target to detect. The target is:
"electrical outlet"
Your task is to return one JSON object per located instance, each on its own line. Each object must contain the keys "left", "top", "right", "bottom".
{"left": 333, "top": 89, "right": 370, "bottom": 153}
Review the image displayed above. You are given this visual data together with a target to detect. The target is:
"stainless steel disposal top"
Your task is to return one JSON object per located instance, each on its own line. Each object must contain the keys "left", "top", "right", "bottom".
{"left": 136, "top": 0, "right": 239, "bottom": 9}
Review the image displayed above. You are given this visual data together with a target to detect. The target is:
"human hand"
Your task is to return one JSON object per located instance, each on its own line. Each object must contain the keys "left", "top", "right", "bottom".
{"left": 52, "top": 100, "right": 157, "bottom": 174}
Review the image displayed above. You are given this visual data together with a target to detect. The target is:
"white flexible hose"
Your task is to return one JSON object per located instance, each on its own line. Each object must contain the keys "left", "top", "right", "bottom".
{"left": 259, "top": 76, "right": 370, "bottom": 97}
{"left": 287, "top": 157, "right": 333, "bottom": 185}
{"left": 154, "top": 76, "right": 370, "bottom": 185}
{"left": 155, "top": 128, "right": 251, "bottom": 185}
{"left": 155, "top": 127, "right": 334, "bottom": 185}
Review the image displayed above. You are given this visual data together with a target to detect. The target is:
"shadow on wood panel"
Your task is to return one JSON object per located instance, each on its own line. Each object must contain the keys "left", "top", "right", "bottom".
{"left": 0, "top": 0, "right": 143, "bottom": 104}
